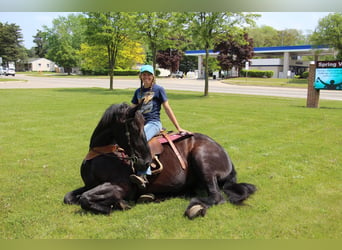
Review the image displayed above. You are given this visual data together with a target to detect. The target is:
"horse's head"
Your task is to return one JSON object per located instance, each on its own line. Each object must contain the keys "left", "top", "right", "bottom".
{"left": 123, "top": 103, "right": 152, "bottom": 169}
{"left": 90, "top": 103, "right": 152, "bottom": 170}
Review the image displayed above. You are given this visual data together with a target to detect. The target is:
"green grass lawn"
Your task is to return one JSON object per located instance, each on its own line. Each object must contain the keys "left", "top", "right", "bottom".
{"left": 0, "top": 87, "right": 341, "bottom": 239}
{"left": 0, "top": 78, "right": 23, "bottom": 82}
{"left": 16, "top": 71, "right": 137, "bottom": 79}
{"left": 222, "top": 77, "right": 308, "bottom": 88}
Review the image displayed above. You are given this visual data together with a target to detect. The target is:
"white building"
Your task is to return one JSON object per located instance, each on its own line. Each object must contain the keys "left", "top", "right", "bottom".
{"left": 24, "top": 58, "right": 57, "bottom": 72}
{"left": 185, "top": 45, "right": 335, "bottom": 79}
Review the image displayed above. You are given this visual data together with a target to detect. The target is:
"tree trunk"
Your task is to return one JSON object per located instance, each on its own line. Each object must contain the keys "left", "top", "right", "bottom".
{"left": 204, "top": 46, "right": 209, "bottom": 96}
{"left": 109, "top": 71, "right": 114, "bottom": 90}
{"left": 108, "top": 44, "right": 115, "bottom": 90}
{"left": 151, "top": 42, "right": 157, "bottom": 73}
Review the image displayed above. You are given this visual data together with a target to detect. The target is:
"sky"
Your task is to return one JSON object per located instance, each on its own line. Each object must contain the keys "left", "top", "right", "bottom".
{"left": 0, "top": 12, "right": 333, "bottom": 49}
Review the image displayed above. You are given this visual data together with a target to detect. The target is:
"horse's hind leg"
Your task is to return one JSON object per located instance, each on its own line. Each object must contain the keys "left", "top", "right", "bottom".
{"left": 222, "top": 164, "right": 257, "bottom": 205}
{"left": 184, "top": 176, "right": 225, "bottom": 219}
{"left": 79, "top": 182, "right": 129, "bottom": 214}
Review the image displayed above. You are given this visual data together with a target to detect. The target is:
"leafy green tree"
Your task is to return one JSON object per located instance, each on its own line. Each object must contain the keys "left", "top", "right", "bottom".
{"left": 79, "top": 43, "right": 107, "bottom": 75}
{"left": 79, "top": 39, "right": 145, "bottom": 74}
{"left": 310, "top": 13, "right": 342, "bottom": 59}
{"left": 43, "top": 13, "right": 86, "bottom": 74}
{"left": 248, "top": 26, "right": 307, "bottom": 47}
{"left": 26, "top": 47, "right": 37, "bottom": 58}
{"left": 0, "top": 22, "right": 26, "bottom": 66}
{"left": 206, "top": 57, "right": 220, "bottom": 76}
{"left": 247, "top": 25, "right": 280, "bottom": 47}
{"left": 179, "top": 56, "right": 197, "bottom": 74}
{"left": 184, "top": 12, "right": 258, "bottom": 96}
{"left": 277, "top": 29, "right": 307, "bottom": 46}
{"left": 33, "top": 30, "right": 48, "bottom": 58}
{"left": 116, "top": 38, "right": 145, "bottom": 69}
{"left": 84, "top": 12, "right": 133, "bottom": 89}
{"left": 133, "top": 12, "right": 179, "bottom": 72}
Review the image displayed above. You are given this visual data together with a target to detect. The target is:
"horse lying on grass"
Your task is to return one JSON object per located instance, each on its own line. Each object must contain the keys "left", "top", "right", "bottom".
{"left": 64, "top": 103, "right": 256, "bottom": 219}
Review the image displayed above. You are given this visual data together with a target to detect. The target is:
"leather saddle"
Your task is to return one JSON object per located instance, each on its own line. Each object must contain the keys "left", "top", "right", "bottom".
{"left": 148, "top": 131, "right": 193, "bottom": 174}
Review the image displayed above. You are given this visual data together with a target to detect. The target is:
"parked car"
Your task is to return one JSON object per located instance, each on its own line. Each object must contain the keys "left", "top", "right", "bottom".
{"left": 170, "top": 71, "right": 184, "bottom": 79}
{"left": 5, "top": 67, "right": 15, "bottom": 76}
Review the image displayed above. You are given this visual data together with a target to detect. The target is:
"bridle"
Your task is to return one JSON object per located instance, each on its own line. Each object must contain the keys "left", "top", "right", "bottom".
{"left": 123, "top": 120, "right": 141, "bottom": 166}
{"left": 84, "top": 117, "right": 146, "bottom": 170}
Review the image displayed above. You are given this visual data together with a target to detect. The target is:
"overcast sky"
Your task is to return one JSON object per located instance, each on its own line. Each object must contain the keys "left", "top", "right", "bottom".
{"left": 0, "top": 12, "right": 333, "bottom": 48}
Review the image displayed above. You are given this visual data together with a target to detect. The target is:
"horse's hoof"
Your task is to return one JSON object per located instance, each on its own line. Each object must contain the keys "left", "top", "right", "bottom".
{"left": 185, "top": 204, "right": 206, "bottom": 219}
{"left": 137, "top": 193, "right": 155, "bottom": 204}
{"left": 117, "top": 200, "right": 131, "bottom": 210}
{"left": 63, "top": 193, "right": 80, "bottom": 205}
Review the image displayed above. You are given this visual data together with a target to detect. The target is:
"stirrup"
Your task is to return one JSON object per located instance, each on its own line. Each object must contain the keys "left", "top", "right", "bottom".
{"left": 151, "top": 155, "right": 163, "bottom": 175}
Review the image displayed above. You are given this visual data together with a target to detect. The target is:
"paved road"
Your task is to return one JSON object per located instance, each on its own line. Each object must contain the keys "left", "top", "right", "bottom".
{"left": 1, "top": 74, "right": 342, "bottom": 101}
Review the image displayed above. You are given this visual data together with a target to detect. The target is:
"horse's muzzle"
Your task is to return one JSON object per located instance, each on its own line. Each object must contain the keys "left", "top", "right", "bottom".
{"left": 133, "top": 158, "right": 150, "bottom": 171}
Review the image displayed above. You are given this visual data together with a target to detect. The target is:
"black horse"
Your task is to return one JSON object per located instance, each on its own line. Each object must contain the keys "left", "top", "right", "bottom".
{"left": 64, "top": 103, "right": 256, "bottom": 219}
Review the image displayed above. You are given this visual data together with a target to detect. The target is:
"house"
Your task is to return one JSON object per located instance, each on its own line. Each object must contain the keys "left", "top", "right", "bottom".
{"left": 23, "top": 58, "right": 58, "bottom": 72}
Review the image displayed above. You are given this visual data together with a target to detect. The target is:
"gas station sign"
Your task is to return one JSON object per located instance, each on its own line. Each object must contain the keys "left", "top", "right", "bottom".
{"left": 315, "top": 61, "right": 342, "bottom": 90}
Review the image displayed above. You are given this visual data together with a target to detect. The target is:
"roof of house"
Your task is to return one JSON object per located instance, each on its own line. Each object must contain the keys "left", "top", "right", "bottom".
{"left": 27, "top": 58, "right": 54, "bottom": 63}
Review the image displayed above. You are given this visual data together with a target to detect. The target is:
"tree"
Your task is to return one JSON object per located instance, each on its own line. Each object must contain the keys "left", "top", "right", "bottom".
{"left": 248, "top": 26, "right": 308, "bottom": 47}
{"left": 277, "top": 29, "right": 307, "bottom": 46}
{"left": 179, "top": 56, "right": 197, "bottom": 74}
{"left": 84, "top": 12, "right": 133, "bottom": 89}
{"left": 247, "top": 25, "right": 280, "bottom": 47}
{"left": 43, "top": 13, "right": 86, "bottom": 74}
{"left": 79, "top": 43, "right": 107, "bottom": 75}
{"left": 26, "top": 47, "right": 37, "bottom": 58}
{"left": 184, "top": 12, "right": 258, "bottom": 96}
{"left": 33, "top": 30, "right": 48, "bottom": 58}
{"left": 156, "top": 48, "right": 183, "bottom": 73}
{"left": 116, "top": 38, "right": 145, "bottom": 69}
{"left": 310, "top": 13, "right": 342, "bottom": 59}
{"left": 133, "top": 12, "right": 178, "bottom": 72}
{"left": 79, "top": 39, "right": 145, "bottom": 74}
{"left": 0, "top": 22, "right": 26, "bottom": 66}
{"left": 214, "top": 33, "right": 254, "bottom": 76}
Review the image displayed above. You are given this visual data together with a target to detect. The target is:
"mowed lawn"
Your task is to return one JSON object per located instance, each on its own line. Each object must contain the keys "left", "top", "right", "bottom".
{"left": 0, "top": 87, "right": 341, "bottom": 239}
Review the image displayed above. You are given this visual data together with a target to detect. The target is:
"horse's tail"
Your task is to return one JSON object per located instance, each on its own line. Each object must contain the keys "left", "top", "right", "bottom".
{"left": 222, "top": 164, "right": 257, "bottom": 205}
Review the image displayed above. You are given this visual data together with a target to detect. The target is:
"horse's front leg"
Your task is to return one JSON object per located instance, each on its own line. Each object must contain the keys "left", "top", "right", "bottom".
{"left": 64, "top": 186, "right": 90, "bottom": 205}
{"left": 79, "top": 182, "right": 130, "bottom": 214}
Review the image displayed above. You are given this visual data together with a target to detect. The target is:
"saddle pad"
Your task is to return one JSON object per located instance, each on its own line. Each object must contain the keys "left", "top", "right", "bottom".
{"left": 157, "top": 132, "right": 193, "bottom": 144}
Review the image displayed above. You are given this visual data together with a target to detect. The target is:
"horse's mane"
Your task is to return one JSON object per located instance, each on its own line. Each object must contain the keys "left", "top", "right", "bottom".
{"left": 99, "top": 103, "right": 130, "bottom": 127}
{"left": 89, "top": 102, "right": 145, "bottom": 148}
{"left": 89, "top": 103, "right": 130, "bottom": 147}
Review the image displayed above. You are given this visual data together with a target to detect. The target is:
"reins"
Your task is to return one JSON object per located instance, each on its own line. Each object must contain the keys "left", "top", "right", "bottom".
{"left": 85, "top": 145, "right": 131, "bottom": 164}
{"left": 85, "top": 117, "right": 140, "bottom": 169}
{"left": 124, "top": 120, "right": 138, "bottom": 164}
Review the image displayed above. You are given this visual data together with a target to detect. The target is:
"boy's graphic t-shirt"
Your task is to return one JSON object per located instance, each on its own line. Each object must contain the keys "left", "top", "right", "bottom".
{"left": 131, "top": 84, "right": 168, "bottom": 123}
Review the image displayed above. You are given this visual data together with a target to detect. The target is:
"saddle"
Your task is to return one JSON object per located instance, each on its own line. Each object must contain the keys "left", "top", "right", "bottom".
{"left": 148, "top": 131, "right": 193, "bottom": 174}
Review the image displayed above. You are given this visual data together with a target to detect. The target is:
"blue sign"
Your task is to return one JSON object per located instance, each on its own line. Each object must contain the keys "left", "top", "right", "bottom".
{"left": 315, "top": 61, "right": 342, "bottom": 90}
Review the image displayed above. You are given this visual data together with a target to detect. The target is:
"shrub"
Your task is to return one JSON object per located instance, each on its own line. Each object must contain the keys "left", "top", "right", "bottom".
{"left": 114, "top": 69, "right": 139, "bottom": 76}
{"left": 81, "top": 69, "right": 140, "bottom": 76}
{"left": 241, "top": 69, "right": 274, "bottom": 78}
{"left": 301, "top": 71, "right": 309, "bottom": 79}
